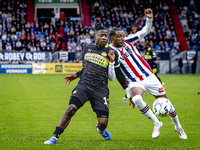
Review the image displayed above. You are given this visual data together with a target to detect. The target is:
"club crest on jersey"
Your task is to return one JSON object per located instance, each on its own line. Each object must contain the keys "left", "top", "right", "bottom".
{"left": 124, "top": 45, "right": 133, "bottom": 54}
{"left": 101, "top": 52, "right": 107, "bottom": 56}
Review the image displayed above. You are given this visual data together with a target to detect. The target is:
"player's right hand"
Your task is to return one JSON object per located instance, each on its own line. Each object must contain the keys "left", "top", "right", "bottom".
{"left": 63, "top": 74, "right": 77, "bottom": 85}
{"left": 144, "top": 8, "right": 153, "bottom": 19}
{"left": 129, "top": 98, "right": 135, "bottom": 109}
{"left": 108, "top": 50, "right": 115, "bottom": 63}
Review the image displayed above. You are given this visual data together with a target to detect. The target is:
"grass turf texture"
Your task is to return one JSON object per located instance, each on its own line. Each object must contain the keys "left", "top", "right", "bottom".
{"left": 0, "top": 74, "right": 200, "bottom": 150}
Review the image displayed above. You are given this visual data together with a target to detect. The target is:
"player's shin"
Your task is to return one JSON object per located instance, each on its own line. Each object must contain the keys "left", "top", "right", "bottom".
{"left": 132, "top": 95, "right": 160, "bottom": 124}
{"left": 169, "top": 103, "right": 181, "bottom": 129}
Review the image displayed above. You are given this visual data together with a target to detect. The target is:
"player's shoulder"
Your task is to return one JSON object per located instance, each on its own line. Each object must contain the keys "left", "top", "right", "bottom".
{"left": 85, "top": 43, "right": 96, "bottom": 49}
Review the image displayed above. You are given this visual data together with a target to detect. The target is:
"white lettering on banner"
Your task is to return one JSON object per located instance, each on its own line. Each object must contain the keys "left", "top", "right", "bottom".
{"left": 16, "top": 53, "right": 20, "bottom": 60}
{"left": 0, "top": 53, "right": 4, "bottom": 60}
{"left": 13, "top": 53, "right": 16, "bottom": 60}
{"left": 6, "top": 69, "right": 27, "bottom": 73}
{"left": 20, "top": 53, "right": 24, "bottom": 60}
{"left": 1, "top": 64, "right": 32, "bottom": 68}
{"left": 9, "top": 53, "right": 13, "bottom": 60}
{"left": 61, "top": 0, "right": 74, "bottom": 2}
{"left": 26, "top": 53, "right": 32, "bottom": 60}
{"left": 5, "top": 53, "right": 8, "bottom": 60}
{"left": 0, "top": 52, "right": 49, "bottom": 61}
{"left": 33, "top": 53, "right": 45, "bottom": 60}
{"left": 39, "top": 0, "right": 52, "bottom": 2}
{"left": 33, "top": 53, "right": 37, "bottom": 60}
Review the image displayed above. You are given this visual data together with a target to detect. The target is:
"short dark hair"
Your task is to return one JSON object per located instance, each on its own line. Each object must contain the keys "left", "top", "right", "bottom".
{"left": 95, "top": 20, "right": 107, "bottom": 32}
{"left": 109, "top": 27, "right": 122, "bottom": 38}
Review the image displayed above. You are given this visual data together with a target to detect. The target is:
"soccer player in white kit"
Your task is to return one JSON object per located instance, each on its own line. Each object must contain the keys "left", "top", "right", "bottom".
{"left": 109, "top": 8, "right": 187, "bottom": 139}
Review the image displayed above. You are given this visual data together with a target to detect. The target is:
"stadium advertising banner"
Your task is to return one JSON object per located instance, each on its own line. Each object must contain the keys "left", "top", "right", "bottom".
{"left": 0, "top": 52, "right": 52, "bottom": 61}
{"left": 35, "top": 0, "right": 78, "bottom": 3}
{"left": 32, "top": 63, "right": 82, "bottom": 74}
{"left": 0, "top": 64, "right": 32, "bottom": 74}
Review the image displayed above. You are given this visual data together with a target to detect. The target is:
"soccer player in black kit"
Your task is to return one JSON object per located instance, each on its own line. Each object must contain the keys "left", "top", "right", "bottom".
{"left": 44, "top": 22, "right": 129, "bottom": 144}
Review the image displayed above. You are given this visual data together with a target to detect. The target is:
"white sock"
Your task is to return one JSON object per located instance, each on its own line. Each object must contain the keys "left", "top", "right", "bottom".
{"left": 168, "top": 100, "right": 182, "bottom": 128}
{"left": 132, "top": 95, "right": 160, "bottom": 124}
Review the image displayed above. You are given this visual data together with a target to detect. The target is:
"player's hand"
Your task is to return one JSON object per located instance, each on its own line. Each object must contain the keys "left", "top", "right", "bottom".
{"left": 144, "top": 8, "right": 153, "bottom": 19}
{"left": 108, "top": 50, "right": 115, "bottom": 63}
{"left": 63, "top": 74, "right": 77, "bottom": 85}
{"left": 129, "top": 98, "right": 135, "bottom": 109}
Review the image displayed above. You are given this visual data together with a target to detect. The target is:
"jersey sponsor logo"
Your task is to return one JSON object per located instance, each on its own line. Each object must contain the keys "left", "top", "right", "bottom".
{"left": 120, "top": 55, "right": 124, "bottom": 60}
{"left": 88, "top": 49, "right": 92, "bottom": 51}
{"left": 101, "top": 52, "right": 107, "bottom": 57}
{"left": 85, "top": 53, "right": 109, "bottom": 68}
{"left": 158, "top": 87, "right": 164, "bottom": 93}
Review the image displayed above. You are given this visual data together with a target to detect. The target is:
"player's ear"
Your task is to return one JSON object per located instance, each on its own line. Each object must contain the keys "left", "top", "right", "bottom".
{"left": 110, "top": 35, "right": 113, "bottom": 42}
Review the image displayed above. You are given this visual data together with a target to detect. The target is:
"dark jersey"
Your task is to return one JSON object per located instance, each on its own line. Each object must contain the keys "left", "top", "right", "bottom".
{"left": 77, "top": 43, "right": 119, "bottom": 88}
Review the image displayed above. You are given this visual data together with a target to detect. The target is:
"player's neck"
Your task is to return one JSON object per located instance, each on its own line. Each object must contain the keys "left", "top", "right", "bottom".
{"left": 112, "top": 43, "right": 122, "bottom": 48}
{"left": 95, "top": 43, "right": 104, "bottom": 49}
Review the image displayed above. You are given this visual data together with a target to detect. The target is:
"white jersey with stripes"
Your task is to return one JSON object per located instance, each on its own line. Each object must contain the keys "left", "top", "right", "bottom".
{"left": 109, "top": 18, "right": 154, "bottom": 84}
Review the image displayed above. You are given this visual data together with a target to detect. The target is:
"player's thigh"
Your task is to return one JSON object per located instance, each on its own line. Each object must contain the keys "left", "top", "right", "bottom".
{"left": 90, "top": 87, "right": 109, "bottom": 116}
{"left": 71, "top": 84, "right": 89, "bottom": 107}
{"left": 145, "top": 74, "right": 165, "bottom": 96}
{"left": 129, "top": 82, "right": 146, "bottom": 91}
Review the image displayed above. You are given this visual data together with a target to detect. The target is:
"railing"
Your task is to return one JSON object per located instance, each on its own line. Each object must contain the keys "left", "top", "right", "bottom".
{"left": 78, "top": 0, "right": 84, "bottom": 23}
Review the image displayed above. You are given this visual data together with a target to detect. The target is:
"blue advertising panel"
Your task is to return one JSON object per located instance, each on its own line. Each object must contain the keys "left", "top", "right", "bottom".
{"left": 0, "top": 64, "right": 32, "bottom": 74}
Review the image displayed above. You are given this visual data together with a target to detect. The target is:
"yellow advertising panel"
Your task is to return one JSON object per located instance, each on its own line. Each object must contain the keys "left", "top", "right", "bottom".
{"left": 32, "top": 63, "right": 82, "bottom": 74}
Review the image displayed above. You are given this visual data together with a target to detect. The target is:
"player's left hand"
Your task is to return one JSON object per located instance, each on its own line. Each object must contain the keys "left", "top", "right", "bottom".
{"left": 144, "top": 8, "right": 153, "bottom": 19}
{"left": 108, "top": 50, "right": 115, "bottom": 63}
{"left": 129, "top": 98, "right": 135, "bottom": 109}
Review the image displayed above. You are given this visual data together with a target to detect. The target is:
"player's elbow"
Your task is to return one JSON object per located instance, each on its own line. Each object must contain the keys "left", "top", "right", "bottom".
{"left": 108, "top": 75, "right": 115, "bottom": 81}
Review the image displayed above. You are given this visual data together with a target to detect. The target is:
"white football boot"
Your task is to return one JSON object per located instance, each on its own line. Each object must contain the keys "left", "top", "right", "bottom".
{"left": 152, "top": 120, "right": 163, "bottom": 139}
{"left": 175, "top": 126, "right": 187, "bottom": 139}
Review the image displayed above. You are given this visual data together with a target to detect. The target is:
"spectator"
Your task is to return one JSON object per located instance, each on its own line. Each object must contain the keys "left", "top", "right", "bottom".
{"left": 40, "top": 40, "right": 46, "bottom": 48}
{"left": 64, "top": 25, "right": 70, "bottom": 33}
{"left": 85, "top": 33, "right": 91, "bottom": 44}
{"left": 6, "top": 42, "right": 12, "bottom": 51}
{"left": 30, "top": 44, "right": 36, "bottom": 51}
{"left": 1, "top": 31, "right": 7, "bottom": 41}
{"left": 16, "top": 38, "right": 22, "bottom": 51}
{"left": 76, "top": 44, "right": 82, "bottom": 51}
{"left": 177, "top": 56, "right": 183, "bottom": 74}
{"left": 71, "top": 40, "right": 76, "bottom": 51}
{"left": 191, "top": 53, "right": 197, "bottom": 74}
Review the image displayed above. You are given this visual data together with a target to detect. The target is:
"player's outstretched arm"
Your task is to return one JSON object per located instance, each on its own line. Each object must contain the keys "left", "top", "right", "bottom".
{"left": 63, "top": 74, "right": 77, "bottom": 85}
{"left": 136, "top": 8, "right": 153, "bottom": 39}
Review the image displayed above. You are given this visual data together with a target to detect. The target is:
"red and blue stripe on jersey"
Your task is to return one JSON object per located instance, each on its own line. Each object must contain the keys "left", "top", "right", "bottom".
{"left": 116, "top": 40, "right": 153, "bottom": 83}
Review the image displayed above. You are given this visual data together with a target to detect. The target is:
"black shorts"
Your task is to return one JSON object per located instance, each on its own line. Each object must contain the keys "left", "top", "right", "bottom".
{"left": 71, "top": 82, "right": 109, "bottom": 113}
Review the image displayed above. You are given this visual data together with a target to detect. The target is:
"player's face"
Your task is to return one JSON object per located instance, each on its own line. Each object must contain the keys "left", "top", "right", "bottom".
{"left": 112, "top": 31, "right": 125, "bottom": 47}
{"left": 95, "top": 30, "right": 108, "bottom": 47}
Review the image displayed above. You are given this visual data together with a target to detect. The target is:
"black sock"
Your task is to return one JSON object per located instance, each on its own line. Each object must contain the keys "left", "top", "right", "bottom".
{"left": 53, "top": 126, "right": 64, "bottom": 138}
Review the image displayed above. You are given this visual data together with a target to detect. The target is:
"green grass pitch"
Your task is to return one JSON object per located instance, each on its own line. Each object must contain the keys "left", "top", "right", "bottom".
{"left": 0, "top": 74, "right": 200, "bottom": 150}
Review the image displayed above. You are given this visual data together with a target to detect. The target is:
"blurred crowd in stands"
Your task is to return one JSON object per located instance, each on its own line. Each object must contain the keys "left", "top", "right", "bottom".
{"left": 0, "top": 0, "right": 199, "bottom": 53}
{"left": 175, "top": 0, "right": 200, "bottom": 51}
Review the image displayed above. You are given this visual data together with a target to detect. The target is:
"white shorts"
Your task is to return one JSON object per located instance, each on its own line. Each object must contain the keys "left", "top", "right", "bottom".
{"left": 128, "top": 74, "right": 166, "bottom": 96}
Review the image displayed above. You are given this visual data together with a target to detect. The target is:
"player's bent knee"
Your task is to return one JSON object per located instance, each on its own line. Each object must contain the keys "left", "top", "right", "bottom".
{"left": 67, "top": 104, "right": 77, "bottom": 117}
{"left": 132, "top": 95, "right": 143, "bottom": 103}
